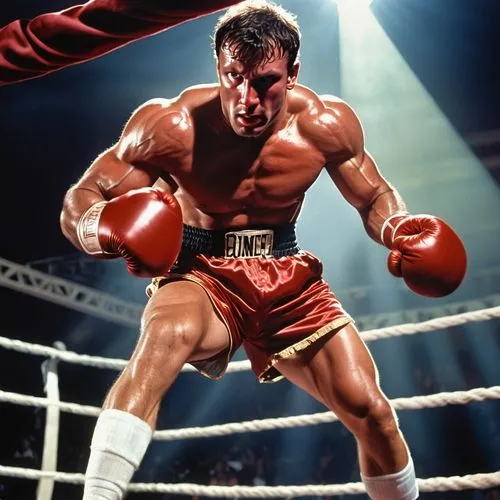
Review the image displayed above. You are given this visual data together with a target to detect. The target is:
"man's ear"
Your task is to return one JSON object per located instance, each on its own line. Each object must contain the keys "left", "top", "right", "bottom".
{"left": 286, "top": 61, "right": 300, "bottom": 89}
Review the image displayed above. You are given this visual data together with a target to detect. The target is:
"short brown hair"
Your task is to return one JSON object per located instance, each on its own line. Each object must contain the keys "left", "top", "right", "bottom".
{"left": 213, "top": 0, "right": 301, "bottom": 72}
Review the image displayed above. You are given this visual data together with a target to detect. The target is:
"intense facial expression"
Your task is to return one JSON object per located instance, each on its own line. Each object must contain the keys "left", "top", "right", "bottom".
{"left": 217, "top": 47, "right": 298, "bottom": 137}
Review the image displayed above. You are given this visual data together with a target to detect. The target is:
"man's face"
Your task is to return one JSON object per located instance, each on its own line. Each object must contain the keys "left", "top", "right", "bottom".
{"left": 217, "top": 47, "right": 298, "bottom": 137}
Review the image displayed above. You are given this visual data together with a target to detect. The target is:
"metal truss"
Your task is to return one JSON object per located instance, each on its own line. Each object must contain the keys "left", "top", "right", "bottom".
{"left": 2, "top": 255, "right": 500, "bottom": 332}
{"left": 354, "top": 293, "right": 500, "bottom": 332}
{"left": 0, "top": 257, "right": 142, "bottom": 327}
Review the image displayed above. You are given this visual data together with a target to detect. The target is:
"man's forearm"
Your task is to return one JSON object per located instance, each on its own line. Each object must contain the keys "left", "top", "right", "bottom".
{"left": 60, "top": 185, "right": 106, "bottom": 252}
{"left": 360, "top": 188, "right": 408, "bottom": 245}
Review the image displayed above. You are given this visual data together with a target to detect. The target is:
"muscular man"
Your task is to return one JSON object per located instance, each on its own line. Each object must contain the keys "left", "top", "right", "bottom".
{"left": 60, "top": 1, "right": 467, "bottom": 498}
{"left": 0, "top": 0, "right": 240, "bottom": 86}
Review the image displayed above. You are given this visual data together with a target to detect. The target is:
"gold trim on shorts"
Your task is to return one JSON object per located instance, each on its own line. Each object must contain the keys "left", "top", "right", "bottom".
{"left": 257, "top": 316, "right": 353, "bottom": 383}
{"left": 146, "top": 275, "right": 233, "bottom": 381}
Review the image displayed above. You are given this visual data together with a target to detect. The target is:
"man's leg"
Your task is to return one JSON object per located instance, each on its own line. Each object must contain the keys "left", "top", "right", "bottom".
{"left": 83, "top": 280, "right": 230, "bottom": 500}
{"left": 275, "top": 323, "right": 418, "bottom": 500}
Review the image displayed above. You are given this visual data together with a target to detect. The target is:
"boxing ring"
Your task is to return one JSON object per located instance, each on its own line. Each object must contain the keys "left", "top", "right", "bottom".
{"left": 0, "top": 303, "right": 499, "bottom": 498}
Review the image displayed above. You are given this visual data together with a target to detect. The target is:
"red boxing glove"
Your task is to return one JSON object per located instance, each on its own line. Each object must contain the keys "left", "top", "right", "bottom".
{"left": 381, "top": 214, "right": 467, "bottom": 297}
{"left": 77, "top": 187, "right": 182, "bottom": 277}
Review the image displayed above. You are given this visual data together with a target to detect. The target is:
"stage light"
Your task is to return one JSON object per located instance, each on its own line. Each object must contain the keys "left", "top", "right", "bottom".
{"left": 335, "top": 0, "right": 374, "bottom": 10}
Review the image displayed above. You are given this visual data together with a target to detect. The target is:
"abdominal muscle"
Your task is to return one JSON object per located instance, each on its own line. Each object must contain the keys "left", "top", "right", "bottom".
{"left": 174, "top": 189, "right": 304, "bottom": 229}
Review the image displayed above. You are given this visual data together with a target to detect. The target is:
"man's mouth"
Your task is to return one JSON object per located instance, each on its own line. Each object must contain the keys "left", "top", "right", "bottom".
{"left": 236, "top": 114, "right": 264, "bottom": 127}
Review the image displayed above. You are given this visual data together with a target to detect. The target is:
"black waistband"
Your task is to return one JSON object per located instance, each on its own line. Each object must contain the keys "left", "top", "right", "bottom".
{"left": 181, "top": 224, "right": 301, "bottom": 258}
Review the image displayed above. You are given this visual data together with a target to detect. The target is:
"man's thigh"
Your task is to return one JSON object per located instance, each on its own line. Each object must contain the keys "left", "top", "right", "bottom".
{"left": 144, "top": 279, "right": 231, "bottom": 362}
{"left": 275, "top": 323, "right": 382, "bottom": 414}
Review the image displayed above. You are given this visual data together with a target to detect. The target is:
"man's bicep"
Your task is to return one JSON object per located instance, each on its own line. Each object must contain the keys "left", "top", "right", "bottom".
{"left": 326, "top": 150, "right": 391, "bottom": 211}
{"left": 117, "top": 99, "right": 191, "bottom": 169}
{"left": 73, "top": 148, "right": 160, "bottom": 201}
{"left": 60, "top": 147, "right": 160, "bottom": 247}
{"left": 318, "top": 99, "right": 389, "bottom": 209}
{"left": 73, "top": 100, "right": 186, "bottom": 200}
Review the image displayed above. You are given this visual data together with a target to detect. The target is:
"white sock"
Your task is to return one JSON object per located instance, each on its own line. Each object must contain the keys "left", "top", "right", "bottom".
{"left": 83, "top": 409, "right": 153, "bottom": 500}
{"left": 361, "top": 457, "right": 419, "bottom": 500}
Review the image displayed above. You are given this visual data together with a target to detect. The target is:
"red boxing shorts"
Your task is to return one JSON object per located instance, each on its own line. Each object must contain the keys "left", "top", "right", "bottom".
{"left": 147, "top": 224, "right": 353, "bottom": 383}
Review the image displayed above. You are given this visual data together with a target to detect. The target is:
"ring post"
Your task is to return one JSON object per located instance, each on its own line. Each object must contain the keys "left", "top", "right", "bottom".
{"left": 37, "top": 341, "right": 66, "bottom": 500}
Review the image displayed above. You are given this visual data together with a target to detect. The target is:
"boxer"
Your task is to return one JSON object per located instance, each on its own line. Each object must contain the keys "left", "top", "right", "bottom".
{"left": 60, "top": 1, "right": 467, "bottom": 498}
{"left": 0, "top": 0, "right": 241, "bottom": 86}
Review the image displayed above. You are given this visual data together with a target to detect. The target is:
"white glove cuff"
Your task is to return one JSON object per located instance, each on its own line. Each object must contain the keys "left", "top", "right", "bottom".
{"left": 380, "top": 212, "right": 410, "bottom": 247}
{"left": 77, "top": 201, "right": 110, "bottom": 255}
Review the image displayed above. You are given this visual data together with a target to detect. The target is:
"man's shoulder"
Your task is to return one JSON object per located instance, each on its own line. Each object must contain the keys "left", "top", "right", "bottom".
{"left": 179, "top": 83, "right": 220, "bottom": 106}
{"left": 133, "top": 84, "right": 220, "bottom": 121}
{"left": 317, "top": 94, "right": 361, "bottom": 128}
{"left": 294, "top": 87, "right": 356, "bottom": 124}
{"left": 121, "top": 85, "right": 219, "bottom": 141}
{"left": 293, "top": 87, "right": 362, "bottom": 153}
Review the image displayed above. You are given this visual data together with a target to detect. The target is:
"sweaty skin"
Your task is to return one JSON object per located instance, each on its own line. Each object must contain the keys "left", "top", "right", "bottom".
{"left": 61, "top": 51, "right": 410, "bottom": 480}
{"left": 61, "top": 53, "right": 405, "bottom": 249}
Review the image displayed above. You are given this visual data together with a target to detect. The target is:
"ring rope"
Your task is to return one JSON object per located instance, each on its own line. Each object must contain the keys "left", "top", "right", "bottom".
{"left": 362, "top": 305, "right": 500, "bottom": 341}
{"left": 1, "top": 386, "right": 499, "bottom": 439}
{"left": 0, "top": 466, "right": 498, "bottom": 495}
{"left": 0, "top": 309, "right": 499, "bottom": 496}
{"left": 0, "top": 305, "right": 498, "bottom": 373}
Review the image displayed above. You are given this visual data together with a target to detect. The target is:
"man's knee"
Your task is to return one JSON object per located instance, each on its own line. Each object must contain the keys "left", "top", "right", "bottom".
{"left": 353, "top": 395, "right": 400, "bottom": 441}
{"left": 104, "top": 310, "right": 205, "bottom": 421}
{"left": 107, "top": 302, "right": 206, "bottom": 393}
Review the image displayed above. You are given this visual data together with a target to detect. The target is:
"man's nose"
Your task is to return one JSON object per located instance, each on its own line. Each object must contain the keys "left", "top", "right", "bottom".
{"left": 239, "top": 80, "right": 259, "bottom": 108}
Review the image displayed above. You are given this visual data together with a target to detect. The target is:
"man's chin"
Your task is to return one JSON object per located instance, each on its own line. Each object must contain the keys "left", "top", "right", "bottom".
{"left": 233, "top": 123, "right": 267, "bottom": 137}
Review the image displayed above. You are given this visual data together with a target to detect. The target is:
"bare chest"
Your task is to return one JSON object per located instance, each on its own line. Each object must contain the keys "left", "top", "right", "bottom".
{"left": 173, "top": 130, "right": 326, "bottom": 212}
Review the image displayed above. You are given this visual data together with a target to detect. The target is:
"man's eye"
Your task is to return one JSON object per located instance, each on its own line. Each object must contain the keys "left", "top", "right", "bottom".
{"left": 227, "top": 72, "right": 241, "bottom": 80}
{"left": 258, "top": 76, "right": 278, "bottom": 87}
